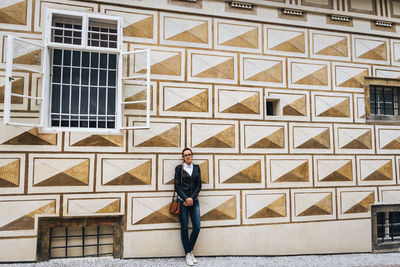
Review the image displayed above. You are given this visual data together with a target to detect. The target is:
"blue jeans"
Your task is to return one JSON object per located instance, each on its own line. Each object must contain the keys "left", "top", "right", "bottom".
{"left": 179, "top": 199, "right": 201, "bottom": 254}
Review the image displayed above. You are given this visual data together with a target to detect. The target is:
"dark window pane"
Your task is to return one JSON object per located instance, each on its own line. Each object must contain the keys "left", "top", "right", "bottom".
{"left": 71, "top": 86, "right": 79, "bottom": 114}
{"left": 71, "top": 68, "right": 80, "bottom": 84}
{"left": 89, "top": 87, "right": 98, "bottom": 115}
{"left": 108, "top": 70, "right": 116, "bottom": 86}
{"left": 81, "top": 68, "right": 89, "bottom": 85}
{"left": 63, "top": 50, "right": 71, "bottom": 66}
{"left": 90, "top": 69, "right": 98, "bottom": 85}
{"left": 82, "top": 52, "right": 89, "bottom": 67}
{"left": 61, "top": 115, "right": 69, "bottom": 127}
{"left": 53, "top": 49, "right": 62, "bottom": 65}
{"left": 98, "top": 88, "right": 106, "bottom": 115}
{"left": 51, "top": 84, "right": 60, "bottom": 113}
{"left": 51, "top": 114, "right": 60, "bottom": 127}
{"left": 72, "top": 51, "right": 80, "bottom": 67}
{"left": 107, "top": 88, "right": 116, "bottom": 115}
{"left": 109, "top": 54, "right": 116, "bottom": 69}
{"left": 62, "top": 67, "right": 70, "bottom": 84}
{"left": 100, "top": 53, "right": 107, "bottom": 68}
{"left": 52, "top": 66, "right": 61, "bottom": 83}
{"left": 61, "top": 85, "right": 70, "bottom": 113}
{"left": 99, "top": 70, "right": 107, "bottom": 86}
{"left": 80, "top": 87, "right": 88, "bottom": 114}
{"left": 91, "top": 52, "right": 99, "bottom": 68}
{"left": 266, "top": 101, "right": 274, "bottom": 116}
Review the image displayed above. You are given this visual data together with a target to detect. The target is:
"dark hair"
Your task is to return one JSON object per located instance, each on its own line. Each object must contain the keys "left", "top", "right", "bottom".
{"left": 181, "top": 147, "right": 193, "bottom": 157}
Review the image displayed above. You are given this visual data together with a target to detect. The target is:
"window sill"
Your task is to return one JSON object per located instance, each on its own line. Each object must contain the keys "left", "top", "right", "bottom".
{"left": 367, "top": 115, "right": 400, "bottom": 124}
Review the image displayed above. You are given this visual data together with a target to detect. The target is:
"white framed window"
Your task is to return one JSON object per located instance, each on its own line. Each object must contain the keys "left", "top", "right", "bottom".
{"left": 4, "top": 9, "right": 150, "bottom": 133}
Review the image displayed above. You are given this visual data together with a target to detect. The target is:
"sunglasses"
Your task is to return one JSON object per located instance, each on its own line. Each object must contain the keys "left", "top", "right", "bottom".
{"left": 183, "top": 153, "right": 193, "bottom": 157}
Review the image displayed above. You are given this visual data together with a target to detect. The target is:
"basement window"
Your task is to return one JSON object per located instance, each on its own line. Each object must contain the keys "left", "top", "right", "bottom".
{"left": 266, "top": 97, "right": 280, "bottom": 117}
{"left": 37, "top": 216, "right": 122, "bottom": 261}
{"left": 371, "top": 204, "right": 400, "bottom": 252}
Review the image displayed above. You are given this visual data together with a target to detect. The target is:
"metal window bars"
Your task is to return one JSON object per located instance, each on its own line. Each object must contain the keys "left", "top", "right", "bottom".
{"left": 377, "top": 211, "right": 400, "bottom": 244}
{"left": 370, "top": 85, "right": 400, "bottom": 116}
{"left": 49, "top": 225, "right": 114, "bottom": 259}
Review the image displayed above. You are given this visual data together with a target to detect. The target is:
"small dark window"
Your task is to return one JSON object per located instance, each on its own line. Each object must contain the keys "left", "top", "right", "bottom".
{"left": 369, "top": 85, "right": 400, "bottom": 116}
{"left": 266, "top": 101, "right": 275, "bottom": 116}
{"left": 372, "top": 204, "right": 400, "bottom": 252}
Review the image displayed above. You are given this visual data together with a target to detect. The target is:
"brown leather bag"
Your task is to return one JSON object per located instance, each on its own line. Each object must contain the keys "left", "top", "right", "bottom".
{"left": 169, "top": 164, "right": 183, "bottom": 215}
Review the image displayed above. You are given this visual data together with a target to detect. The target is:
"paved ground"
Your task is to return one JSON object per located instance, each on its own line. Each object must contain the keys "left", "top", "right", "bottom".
{"left": 5, "top": 253, "right": 400, "bottom": 267}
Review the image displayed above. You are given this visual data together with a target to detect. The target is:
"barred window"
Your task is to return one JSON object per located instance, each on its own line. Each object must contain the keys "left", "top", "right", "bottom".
{"left": 369, "top": 85, "right": 400, "bottom": 116}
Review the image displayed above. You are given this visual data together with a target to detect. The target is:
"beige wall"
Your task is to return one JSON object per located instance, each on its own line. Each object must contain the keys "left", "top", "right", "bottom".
{"left": 0, "top": 0, "right": 400, "bottom": 261}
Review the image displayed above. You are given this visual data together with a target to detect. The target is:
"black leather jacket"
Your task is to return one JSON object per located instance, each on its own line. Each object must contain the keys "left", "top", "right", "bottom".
{"left": 174, "top": 164, "right": 202, "bottom": 202}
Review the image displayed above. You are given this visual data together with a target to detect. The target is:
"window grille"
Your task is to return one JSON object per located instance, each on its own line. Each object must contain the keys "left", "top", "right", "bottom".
{"left": 51, "top": 14, "right": 83, "bottom": 45}
{"left": 50, "top": 225, "right": 114, "bottom": 259}
{"left": 369, "top": 85, "right": 400, "bottom": 116}
{"left": 371, "top": 204, "right": 400, "bottom": 252}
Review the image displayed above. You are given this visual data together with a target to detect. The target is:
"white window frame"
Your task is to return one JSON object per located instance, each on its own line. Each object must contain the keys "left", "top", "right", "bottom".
{"left": 4, "top": 9, "right": 151, "bottom": 133}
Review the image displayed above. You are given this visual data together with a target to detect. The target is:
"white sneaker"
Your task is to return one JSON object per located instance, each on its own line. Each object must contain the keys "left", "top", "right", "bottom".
{"left": 190, "top": 251, "right": 197, "bottom": 264}
{"left": 186, "top": 253, "right": 194, "bottom": 266}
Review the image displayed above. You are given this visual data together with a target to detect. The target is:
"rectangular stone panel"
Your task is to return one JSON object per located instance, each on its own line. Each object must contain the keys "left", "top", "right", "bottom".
{"left": 289, "top": 123, "right": 333, "bottom": 154}
{"left": 314, "top": 155, "right": 356, "bottom": 187}
{"left": 215, "top": 155, "right": 265, "bottom": 189}
{"left": 240, "top": 121, "right": 288, "bottom": 154}
{"left": 96, "top": 154, "right": 156, "bottom": 192}
{"left": 379, "top": 186, "right": 400, "bottom": 203}
{"left": 352, "top": 35, "right": 389, "bottom": 65}
{"left": 128, "top": 117, "right": 185, "bottom": 153}
{"left": 288, "top": 58, "right": 331, "bottom": 90}
{"left": 129, "top": 44, "right": 185, "bottom": 81}
{"left": 160, "top": 12, "right": 211, "bottom": 48}
{"left": 332, "top": 62, "right": 371, "bottom": 92}
{"left": 0, "top": 122, "right": 61, "bottom": 152}
{"left": 240, "top": 54, "right": 286, "bottom": 88}
{"left": 0, "top": 153, "right": 25, "bottom": 194}
{"left": 311, "top": 92, "right": 353, "bottom": 123}
{"left": 187, "top": 50, "right": 238, "bottom": 84}
{"left": 334, "top": 124, "right": 375, "bottom": 154}
{"left": 376, "top": 125, "right": 400, "bottom": 154}
{"left": 187, "top": 119, "right": 239, "bottom": 153}
{"left": 337, "top": 187, "right": 377, "bottom": 219}
{"left": 122, "top": 81, "right": 157, "bottom": 116}
{"left": 266, "top": 155, "right": 313, "bottom": 188}
{"left": 391, "top": 39, "right": 400, "bottom": 66}
{"left": 265, "top": 89, "right": 310, "bottom": 122}
{"left": 0, "top": 195, "right": 59, "bottom": 237}
{"left": 0, "top": 71, "right": 29, "bottom": 111}
{"left": 64, "top": 132, "right": 125, "bottom": 153}
{"left": 101, "top": 5, "right": 158, "bottom": 44}
{"left": 348, "top": 0, "right": 376, "bottom": 15}
{"left": 157, "top": 154, "right": 213, "bottom": 191}
{"left": 357, "top": 156, "right": 396, "bottom": 186}
{"left": 309, "top": 29, "right": 350, "bottom": 61}
{"left": 264, "top": 24, "right": 308, "bottom": 58}
{"left": 28, "top": 153, "right": 95, "bottom": 193}
{"left": 373, "top": 66, "right": 400, "bottom": 79}
{"left": 63, "top": 193, "right": 125, "bottom": 216}
{"left": 291, "top": 188, "right": 336, "bottom": 222}
{"left": 0, "top": 0, "right": 32, "bottom": 31}
{"left": 242, "top": 189, "right": 290, "bottom": 225}
{"left": 214, "top": 18, "right": 261, "bottom": 53}
{"left": 159, "top": 82, "right": 212, "bottom": 118}
{"left": 215, "top": 85, "right": 263, "bottom": 120}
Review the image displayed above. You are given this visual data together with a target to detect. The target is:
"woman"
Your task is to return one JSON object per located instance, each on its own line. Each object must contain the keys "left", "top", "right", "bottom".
{"left": 174, "top": 147, "right": 202, "bottom": 266}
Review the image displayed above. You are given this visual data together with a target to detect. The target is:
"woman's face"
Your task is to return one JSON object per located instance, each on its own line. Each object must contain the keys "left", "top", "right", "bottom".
{"left": 183, "top": 150, "right": 193, "bottom": 165}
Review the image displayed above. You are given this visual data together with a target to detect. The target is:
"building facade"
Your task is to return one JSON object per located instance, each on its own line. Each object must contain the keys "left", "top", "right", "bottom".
{"left": 1, "top": 0, "right": 400, "bottom": 261}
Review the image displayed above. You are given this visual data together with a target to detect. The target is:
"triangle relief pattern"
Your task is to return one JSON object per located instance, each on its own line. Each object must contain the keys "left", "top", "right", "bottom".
{"left": 218, "top": 89, "right": 260, "bottom": 115}
{"left": 268, "top": 157, "right": 312, "bottom": 188}
{"left": 0, "top": 74, "right": 26, "bottom": 106}
{"left": 244, "top": 125, "right": 285, "bottom": 149}
{"left": 378, "top": 128, "right": 400, "bottom": 150}
{"left": 338, "top": 189, "right": 377, "bottom": 219}
{"left": 291, "top": 61, "right": 329, "bottom": 87}
{"left": 315, "top": 96, "right": 350, "bottom": 118}
{"left": 0, "top": 127, "right": 57, "bottom": 146}
{"left": 316, "top": 159, "right": 354, "bottom": 183}
{"left": 217, "top": 157, "right": 264, "bottom": 187}
{"left": 242, "top": 57, "right": 284, "bottom": 85}
{"left": 133, "top": 122, "right": 181, "bottom": 148}
{"left": 32, "top": 157, "right": 91, "bottom": 187}
{"left": 337, "top": 128, "right": 373, "bottom": 150}
{"left": 312, "top": 32, "right": 348, "bottom": 58}
{"left": 355, "top": 38, "right": 388, "bottom": 62}
{"left": 0, "top": 0, "right": 27, "bottom": 25}
{"left": 191, "top": 122, "right": 237, "bottom": 150}
{"left": 163, "top": 15, "right": 210, "bottom": 46}
{"left": 0, "top": 197, "right": 58, "bottom": 234}
{"left": 162, "top": 84, "right": 210, "bottom": 114}
{"left": 266, "top": 27, "right": 306, "bottom": 55}
{"left": 0, "top": 158, "right": 20, "bottom": 187}
{"left": 293, "top": 126, "right": 331, "bottom": 150}
{"left": 359, "top": 158, "right": 394, "bottom": 184}
{"left": 102, "top": 158, "right": 152, "bottom": 186}
{"left": 216, "top": 20, "right": 260, "bottom": 51}
{"left": 293, "top": 190, "right": 336, "bottom": 221}
{"left": 334, "top": 65, "right": 369, "bottom": 89}
{"left": 66, "top": 197, "right": 122, "bottom": 216}
{"left": 69, "top": 133, "right": 124, "bottom": 148}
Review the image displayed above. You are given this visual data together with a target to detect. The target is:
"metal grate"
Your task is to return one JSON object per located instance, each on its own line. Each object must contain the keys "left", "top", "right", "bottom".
{"left": 88, "top": 19, "right": 118, "bottom": 49}
{"left": 51, "top": 15, "right": 83, "bottom": 45}
{"left": 377, "top": 211, "right": 400, "bottom": 244}
{"left": 50, "top": 48, "right": 117, "bottom": 129}
{"left": 370, "top": 85, "right": 400, "bottom": 116}
{"left": 49, "top": 225, "right": 114, "bottom": 259}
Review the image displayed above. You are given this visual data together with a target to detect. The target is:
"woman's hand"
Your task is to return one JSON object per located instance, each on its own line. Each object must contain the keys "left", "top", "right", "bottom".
{"left": 184, "top": 198, "right": 194, "bottom": 206}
